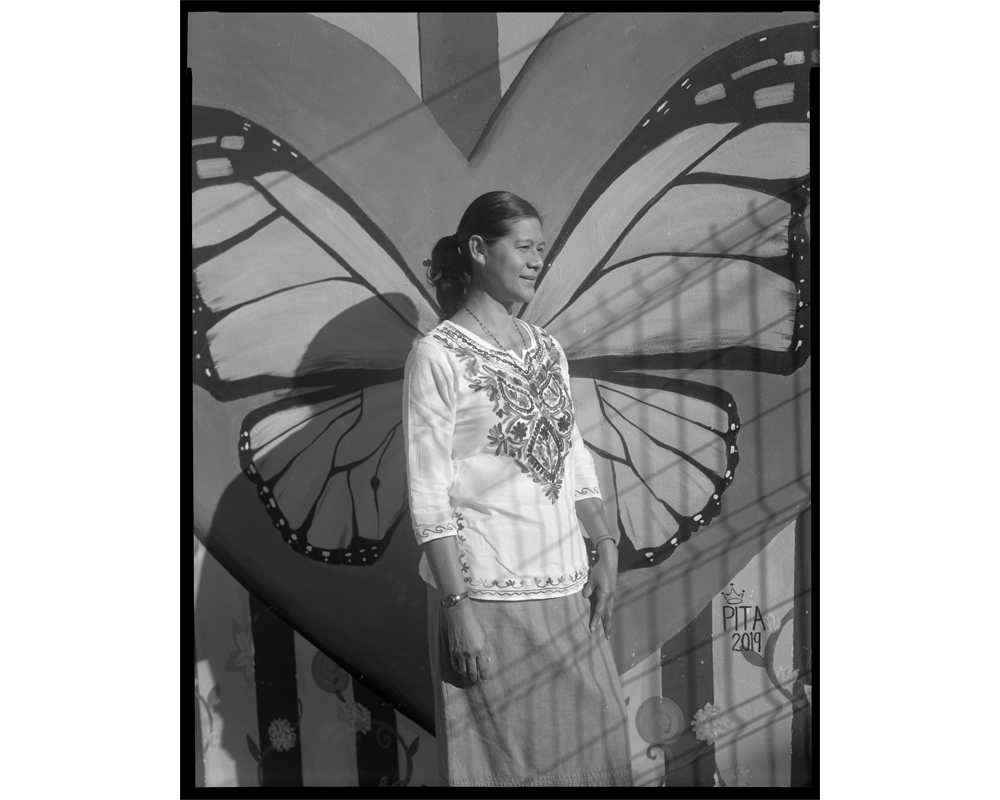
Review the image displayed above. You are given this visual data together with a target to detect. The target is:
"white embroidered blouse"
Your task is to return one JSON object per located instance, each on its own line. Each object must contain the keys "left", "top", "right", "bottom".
{"left": 402, "top": 319, "right": 604, "bottom": 601}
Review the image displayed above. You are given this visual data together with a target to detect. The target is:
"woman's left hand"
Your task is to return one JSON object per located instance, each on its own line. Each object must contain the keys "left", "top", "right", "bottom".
{"left": 582, "top": 540, "right": 618, "bottom": 639}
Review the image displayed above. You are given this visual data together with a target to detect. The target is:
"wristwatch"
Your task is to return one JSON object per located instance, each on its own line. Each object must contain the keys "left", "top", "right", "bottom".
{"left": 440, "top": 592, "right": 469, "bottom": 608}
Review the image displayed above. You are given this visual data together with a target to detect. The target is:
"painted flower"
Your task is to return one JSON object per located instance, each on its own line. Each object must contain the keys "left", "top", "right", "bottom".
{"left": 224, "top": 620, "right": 255, "bottom": 684}
{"left": 311, "top": 651, "right": 350, "bottom": 695}
{"left": 267, "top": 717, "right": 297, "bottom": 752}
{"left": 774, "top": 665, "right": 799, "bottom": 686}
{"left": 729, "top": 765, "right": 756, "bottom": 787}
{"left": 634, "top": 695, "right": 686, "bottom": 745}
{"left": 510, "top": 421, "right": 528, "bottom": 441}
{"left": 764, "top": 612, "right": 782, "bottom": 633}
{"left": 338, "top": 700, "right": 372, "bottom": 735}
{"left": 691, "top": 702, "right": 736, "bottom": 744}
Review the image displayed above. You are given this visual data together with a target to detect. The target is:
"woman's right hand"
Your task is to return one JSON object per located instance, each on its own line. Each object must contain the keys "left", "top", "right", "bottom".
{"left": 441, "top": 601, "right": 491, "bottom": 683}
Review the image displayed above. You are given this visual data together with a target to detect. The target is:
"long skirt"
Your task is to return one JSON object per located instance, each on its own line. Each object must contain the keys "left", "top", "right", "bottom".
{"left": 428, "top": 586, "right": 634, "bottom": 787}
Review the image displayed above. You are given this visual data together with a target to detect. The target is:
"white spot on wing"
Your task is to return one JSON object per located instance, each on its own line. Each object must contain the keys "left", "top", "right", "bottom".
{"left": 196, "top": 158, "right": 233, "bottom": 179}
{"left": 694, "top": 84, "right": 726, "bottom": 105}
{"left": 731, "top": 59, "right": 777, "bottom": 80}
{"left": 754, "top": 82, "right": 795, "bottom": 109}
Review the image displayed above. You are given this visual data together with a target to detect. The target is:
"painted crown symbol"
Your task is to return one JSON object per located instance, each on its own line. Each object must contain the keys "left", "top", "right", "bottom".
{"left": 721, "top": 583, "right": 745, "bottom": 605}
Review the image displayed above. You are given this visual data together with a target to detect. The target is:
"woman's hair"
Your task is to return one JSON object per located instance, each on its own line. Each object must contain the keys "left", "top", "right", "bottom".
{"left": 426, "top": 191, "right": 540, "bottom": 319}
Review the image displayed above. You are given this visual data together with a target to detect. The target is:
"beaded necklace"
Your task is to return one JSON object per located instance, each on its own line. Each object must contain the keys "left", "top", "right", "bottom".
{"left": 463, "top": 306, "right": 529, "bottom": 355}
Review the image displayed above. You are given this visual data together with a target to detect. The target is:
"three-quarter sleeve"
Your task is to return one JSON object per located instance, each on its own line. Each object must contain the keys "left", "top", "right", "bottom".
{"left": 553, "top": 338, "right": 603, "bottom": 503}
{"left": 403, "top": 340, "right": 459, "bottom": 544}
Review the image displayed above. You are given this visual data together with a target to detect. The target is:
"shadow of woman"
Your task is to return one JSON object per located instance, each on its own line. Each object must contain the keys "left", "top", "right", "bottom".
{"left": 195, "top": 292, "right": 437, "bottom": 785}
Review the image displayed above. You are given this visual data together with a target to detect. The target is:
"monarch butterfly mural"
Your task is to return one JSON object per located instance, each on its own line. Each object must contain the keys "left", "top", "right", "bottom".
{"left": 191, "top": 11, "right": 814, "bottom": 730}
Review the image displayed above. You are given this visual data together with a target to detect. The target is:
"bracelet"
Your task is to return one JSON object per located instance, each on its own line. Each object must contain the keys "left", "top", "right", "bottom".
{"left": 592, "top": 534, "right": 617, "bottom": 549}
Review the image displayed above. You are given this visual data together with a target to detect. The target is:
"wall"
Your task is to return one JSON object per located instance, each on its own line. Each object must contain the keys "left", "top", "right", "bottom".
{"left": 190, "top": 11, "right": 815, "bottom": 787}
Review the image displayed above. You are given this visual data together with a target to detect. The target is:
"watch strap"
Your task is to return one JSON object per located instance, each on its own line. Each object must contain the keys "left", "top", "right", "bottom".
{"left": 441, "top": 592, "right": 469, "bottom": 608}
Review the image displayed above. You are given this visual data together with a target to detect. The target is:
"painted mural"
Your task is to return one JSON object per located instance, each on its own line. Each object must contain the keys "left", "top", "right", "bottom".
{"left": 191, "top": 10, "right": 814, "bottom": 787}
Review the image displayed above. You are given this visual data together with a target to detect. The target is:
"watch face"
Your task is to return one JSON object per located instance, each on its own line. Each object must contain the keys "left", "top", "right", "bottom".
{"left": 442, "top": 595, "right": 457, "bottom": 608}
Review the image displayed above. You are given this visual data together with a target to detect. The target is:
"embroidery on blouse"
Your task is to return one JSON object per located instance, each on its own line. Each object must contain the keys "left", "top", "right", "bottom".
{"left": 468, "top": 567, "right": 589, "bottom": 589}
{"left": 414, "top": 521, "right": 458, "bottom": 540}
{"left": 575, "top": 486, "right": 601, "bottom": 497}
{"left": 433, "top": 323, "right": 575, "bottom": 501}
{"left": 453, "top": 512, "right": 474, "bottom": 579}
{"left": 470, "top": 584, "right": 587, "bottom": 598}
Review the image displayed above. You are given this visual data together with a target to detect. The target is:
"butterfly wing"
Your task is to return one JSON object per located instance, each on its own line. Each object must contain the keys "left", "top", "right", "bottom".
{"left": 572, "top": 372, "right": 739, "bottom": 572}
{"left": 193, "top": 105, "right": 439, "bottom": 565}
{"left": 523, "top": 21, "right": 813, "bottom": 573}
{"left": 192, "top": 105, "right": 438, "bottom": 402}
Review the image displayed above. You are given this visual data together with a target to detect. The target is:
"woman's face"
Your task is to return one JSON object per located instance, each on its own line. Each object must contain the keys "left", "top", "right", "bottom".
{"left": 474, "top": 217, "right": 545, "bottom": 306}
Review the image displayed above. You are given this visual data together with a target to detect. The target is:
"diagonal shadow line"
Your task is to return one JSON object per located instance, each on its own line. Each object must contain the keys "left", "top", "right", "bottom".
{"left": 613, "top": 498, "right": 811, "bottom": 613}
{"left": 577, "top": 384, "right": 810, "bottom": 485}
{"left": 436, "top": 599, "right": 809, "bottom": 777}
{"left": 191, "top": 13, "right": 592, "bottom": 228}
{"left": 620, "top": 586, "right": 811, "bottom": 674}
{"left": 550, "top": 194, "right": 805, "bottom": 346}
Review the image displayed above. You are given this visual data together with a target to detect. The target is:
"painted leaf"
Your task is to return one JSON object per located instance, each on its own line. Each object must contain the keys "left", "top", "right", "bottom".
{"left": 740, "top": 647, "right": 766, "bottom": 668}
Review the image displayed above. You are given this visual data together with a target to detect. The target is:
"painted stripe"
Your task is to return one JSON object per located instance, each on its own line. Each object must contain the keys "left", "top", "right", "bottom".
{"left": 660, "top": 603, "right": 716, "bottom": 787}
{"left": 621, "top": 649, "right": 661, "bottom": 786}
{"left": 220, "top": 135, "right": 244, "bottom": 150}
{"left": 194, "top": 540, "right": 259, "bottom": 787}
{"left": 192, "top": 136, "right": 217, "bottom": 146}
{"left": 391, "top": 709, "right": 439, "bottom": 785}
{"left": 790, "top": 506, "right": 813, "bottom": 787}
{"left": 418, "top": 12, "right": 500, "bottom": 160}
{"left": 731, "top": 59, "right": 777, "bottom": 80}
{"left": 353, "top": 681, "right": 401, "bottom": 785}
{"left": 292, "top": 633, "right": 360, "bottom": 786}
{"left": 711, "top": 520, "right": 797, "bottom": 787}
{"left": 250, "top": 594, "right": 304, "bottom": 786}
{"left": 194, "top": 632, "right": 205, "bottom": 787}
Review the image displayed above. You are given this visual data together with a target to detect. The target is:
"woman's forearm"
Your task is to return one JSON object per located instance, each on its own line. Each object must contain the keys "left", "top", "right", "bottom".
{"left": 576, "top": 497, "right": 615, "bottom": 543}
{"left": 423, "top": 536, "right": 470, "bottom": 597}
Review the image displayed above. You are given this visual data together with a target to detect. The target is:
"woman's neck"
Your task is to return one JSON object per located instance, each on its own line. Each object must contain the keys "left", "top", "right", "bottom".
{"left": 463, "top": 289, "right": 517, "bottom": 332}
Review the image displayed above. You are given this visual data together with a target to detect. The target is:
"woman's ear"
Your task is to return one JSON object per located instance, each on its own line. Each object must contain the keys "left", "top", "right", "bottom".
{"left": 468, "top": 234, "right": 488, "bottom": 267}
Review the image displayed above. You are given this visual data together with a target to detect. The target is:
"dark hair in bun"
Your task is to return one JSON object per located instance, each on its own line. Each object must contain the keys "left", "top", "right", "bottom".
{"left": 426, "top": 191, "right": 540, "bottom": 319}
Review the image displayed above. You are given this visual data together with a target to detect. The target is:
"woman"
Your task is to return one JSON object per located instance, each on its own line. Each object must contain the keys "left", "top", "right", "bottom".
{"left": 402, "top": 191, "right": 633, "bottom": 787}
